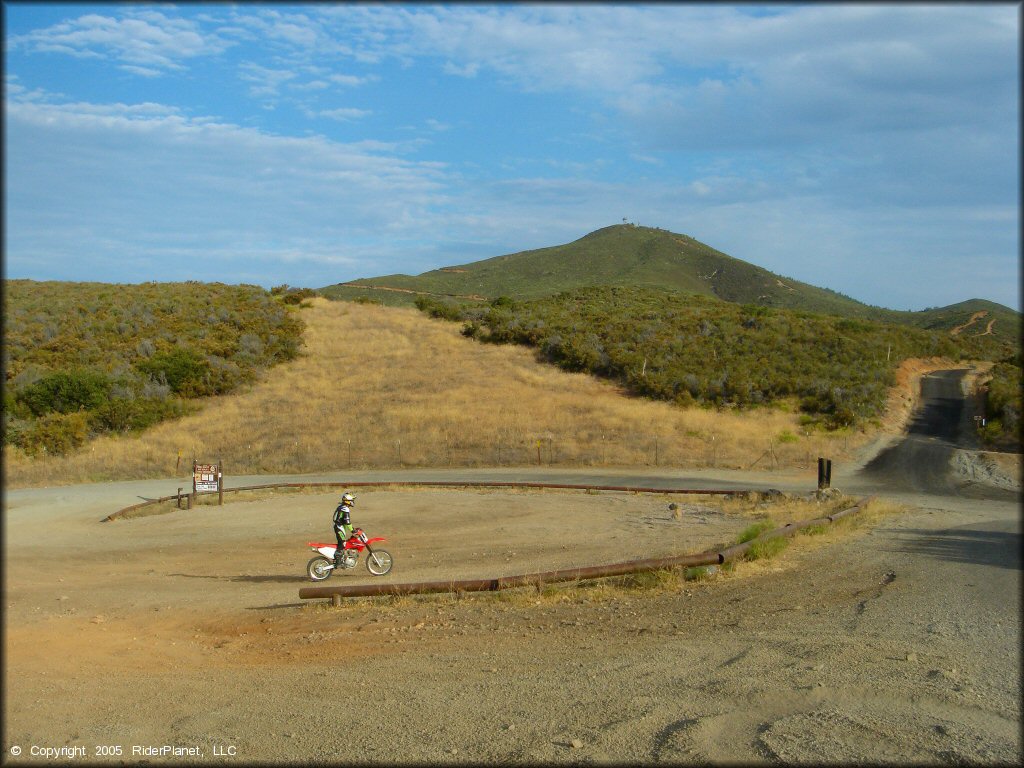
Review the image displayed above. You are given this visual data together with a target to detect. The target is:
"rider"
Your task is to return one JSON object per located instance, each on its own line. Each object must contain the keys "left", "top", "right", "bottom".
{"left": 333, "top": 492, "right": 356, "bottom": 566}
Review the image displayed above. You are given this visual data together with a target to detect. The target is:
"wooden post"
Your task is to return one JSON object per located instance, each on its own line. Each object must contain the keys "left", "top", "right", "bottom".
{"left": 191, "top": 459, "right": 197, "bottom": 509}
{"left": 218, "top": 459, "right": 224, "bottom": 506}
{"left": 817, "top": 457, "right": 832, "bottom": 490}
{"left": 177, "top": 487, "right": 183, "bottom": 509}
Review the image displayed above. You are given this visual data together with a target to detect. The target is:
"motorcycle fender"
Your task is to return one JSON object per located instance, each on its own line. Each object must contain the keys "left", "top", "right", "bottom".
{"left": 366, "top": 537, "right": 386, "bottom": 545}
{"left": 316, "top": 546, "right": 337, "bottom": 558}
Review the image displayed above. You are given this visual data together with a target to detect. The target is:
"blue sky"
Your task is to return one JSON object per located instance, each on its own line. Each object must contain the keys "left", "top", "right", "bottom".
{"left": 4, "top": 3, "right": 1020, "bottom": 311}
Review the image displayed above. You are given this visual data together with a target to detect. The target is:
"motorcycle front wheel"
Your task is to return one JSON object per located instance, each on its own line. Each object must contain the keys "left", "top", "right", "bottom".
{"left": 307, "top": 555, "right": 334, "bottom": 581}
{"left": 366, "top": 549, "right": 393, "bottom": 576}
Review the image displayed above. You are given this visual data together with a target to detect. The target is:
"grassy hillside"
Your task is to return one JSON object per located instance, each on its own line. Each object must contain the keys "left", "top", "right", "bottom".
{"left": 2, "top": 280, "right": 305, "bottom": 456}
{"left": 321, "top": 224, "right": 1021, "bottom": 349}
{"left": 415, "top": 286, "right": 992, "bottom": 430}
{"left": 4, "top": 299, "right": 868, "bottom": 488}
{"left": 890, "top": 299, "right": 1020, "bottom": 350}
{"left": 325, "top": 224, "right": 867, "bottom": 310}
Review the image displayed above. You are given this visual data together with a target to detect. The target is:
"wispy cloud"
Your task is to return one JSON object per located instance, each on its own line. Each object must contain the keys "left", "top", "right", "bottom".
{"left": 317, "top": 107, "right": 372, "bottom": 122}
{"left": 9, "top": 9, "right": 232, "bottom": 73}
{"left": 238, "top": 62, "right": 298, "bottom": 98}
{"left": 4, "top": 87, "right": 452, "bottom": 284}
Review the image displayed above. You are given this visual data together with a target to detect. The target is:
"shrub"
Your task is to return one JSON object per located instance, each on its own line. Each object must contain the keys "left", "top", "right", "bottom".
{"left": 17, "top": 370, "right": 112, "bottom": 416}
{"left": 18, "top": 411, "right": 91, "bottom": 455}
{"left": 282, "top": 288, "right": 318, "bottom": 305}
{"left": 982, "top": 361, "right": 1021, "bottom": 448}
{"left": 90, "top": 396, "right": 194, "bottom": 433}
{"left": 135, "top": 349, "right": 211, "bottom": 396}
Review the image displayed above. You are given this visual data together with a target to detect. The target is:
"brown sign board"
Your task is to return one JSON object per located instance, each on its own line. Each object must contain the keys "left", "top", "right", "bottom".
{"left": 194, "top": 463, "right": 220, "bottom": 492}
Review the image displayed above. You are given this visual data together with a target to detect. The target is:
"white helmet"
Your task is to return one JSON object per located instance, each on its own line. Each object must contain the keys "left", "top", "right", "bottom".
{"left": 341, "top": 492, "right": 355, "bottom": 506}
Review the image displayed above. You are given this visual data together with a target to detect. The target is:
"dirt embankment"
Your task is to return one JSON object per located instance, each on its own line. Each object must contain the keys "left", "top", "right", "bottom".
{"left": 881, "top": 358, "right": 973, "bottom": 436}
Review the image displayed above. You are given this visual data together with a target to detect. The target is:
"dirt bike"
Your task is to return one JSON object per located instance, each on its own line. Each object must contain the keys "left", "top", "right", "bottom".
{"left": 306, "top": 528, "right": 393, "bottom": 581}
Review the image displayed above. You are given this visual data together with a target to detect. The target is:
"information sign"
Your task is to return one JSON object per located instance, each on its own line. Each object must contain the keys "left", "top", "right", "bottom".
{"left": 194, "top": 463, "right": 220, "bottom": 492}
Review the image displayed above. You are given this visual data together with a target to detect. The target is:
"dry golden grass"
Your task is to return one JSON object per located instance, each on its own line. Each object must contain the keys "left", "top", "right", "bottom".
{"left": 5, "top": 299, "right": 870, "bottom": 487}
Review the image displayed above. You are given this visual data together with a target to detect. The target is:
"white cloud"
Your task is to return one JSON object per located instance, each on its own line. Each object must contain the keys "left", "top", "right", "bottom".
{"left": 9, "top": 10, "right": 232, "bottom": 73}
{"left": 238, "top": 62, "right": 298, "bottom": 98}
{"left": 292, "top": 79, "right": 331, "bottom": 91}
{"left": 4, "top": 91, "right": 453, "bottom": 286}
{"left": 329, "top": 73, "right": 371, "bottom": 86}
{"left": 318, "top": 107, "right": 372, "bottom": 122}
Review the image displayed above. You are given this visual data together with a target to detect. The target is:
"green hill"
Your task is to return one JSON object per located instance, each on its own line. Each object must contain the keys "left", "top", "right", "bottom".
{"left": 320, "top": 224, "right": 1020, "bottom": 347}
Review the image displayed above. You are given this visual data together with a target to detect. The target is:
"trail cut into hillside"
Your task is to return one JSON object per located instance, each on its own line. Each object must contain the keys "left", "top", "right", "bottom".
{"left": 949, "top": 310, "right": 987, "bottom": 335}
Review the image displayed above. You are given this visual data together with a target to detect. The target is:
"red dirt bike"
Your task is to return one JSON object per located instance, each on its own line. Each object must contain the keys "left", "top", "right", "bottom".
{"left": 306, "top": 528, "right": 393, "bottom": 581}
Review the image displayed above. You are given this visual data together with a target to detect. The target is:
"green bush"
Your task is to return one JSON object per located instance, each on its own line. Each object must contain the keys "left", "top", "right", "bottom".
{"left": 982, "top": 361, "right": 1021, "bottom": 448}
{"left": 135, "top": 349, "right": 211, "bottom": 396}
{"left": 17, "top": 370, "right": 112, "bottom": 416}
{"left": 90, "top": 396, "right": 195, "bottom": 433}
{"left": 18, "top": 411, "right": 91, "bottom": 455}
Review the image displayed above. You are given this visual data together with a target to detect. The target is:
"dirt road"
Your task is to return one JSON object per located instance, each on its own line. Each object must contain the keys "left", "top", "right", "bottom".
{"left": 3, "top": 372, "right": 1021, "bottom": 765}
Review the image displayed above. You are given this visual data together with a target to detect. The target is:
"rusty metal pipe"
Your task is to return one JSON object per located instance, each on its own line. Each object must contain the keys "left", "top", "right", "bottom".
{"left": 828, "top": 496, "right": 875, "bottom": 522}
{"left": 300, "top": 497, "right": 871, "bottom": 599}
{"left": 298, "top": 550, "right": 722, "bottom": 600}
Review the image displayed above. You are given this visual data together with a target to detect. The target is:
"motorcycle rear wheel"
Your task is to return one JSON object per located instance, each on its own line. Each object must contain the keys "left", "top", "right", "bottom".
{"left": 366, "top": 549, "right": 393, "bottom": 576}
{"left": 307, "top": 555, "right": 334, "bottom": 581}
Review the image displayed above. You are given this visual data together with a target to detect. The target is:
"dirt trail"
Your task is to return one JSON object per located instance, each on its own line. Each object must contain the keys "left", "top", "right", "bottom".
{"left": 339, "top": 282, "right": 486, "bottom": 300}
{"left": 3, "top": 366, "right": 1021, "bottom": 765}
{"left": 949, "top": 310, "right": 987, "bottom": 335}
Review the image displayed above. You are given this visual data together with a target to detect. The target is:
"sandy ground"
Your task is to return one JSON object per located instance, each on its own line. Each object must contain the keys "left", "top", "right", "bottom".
{"left": 3, "top": 465, "right": 1021, "bottom": 765}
